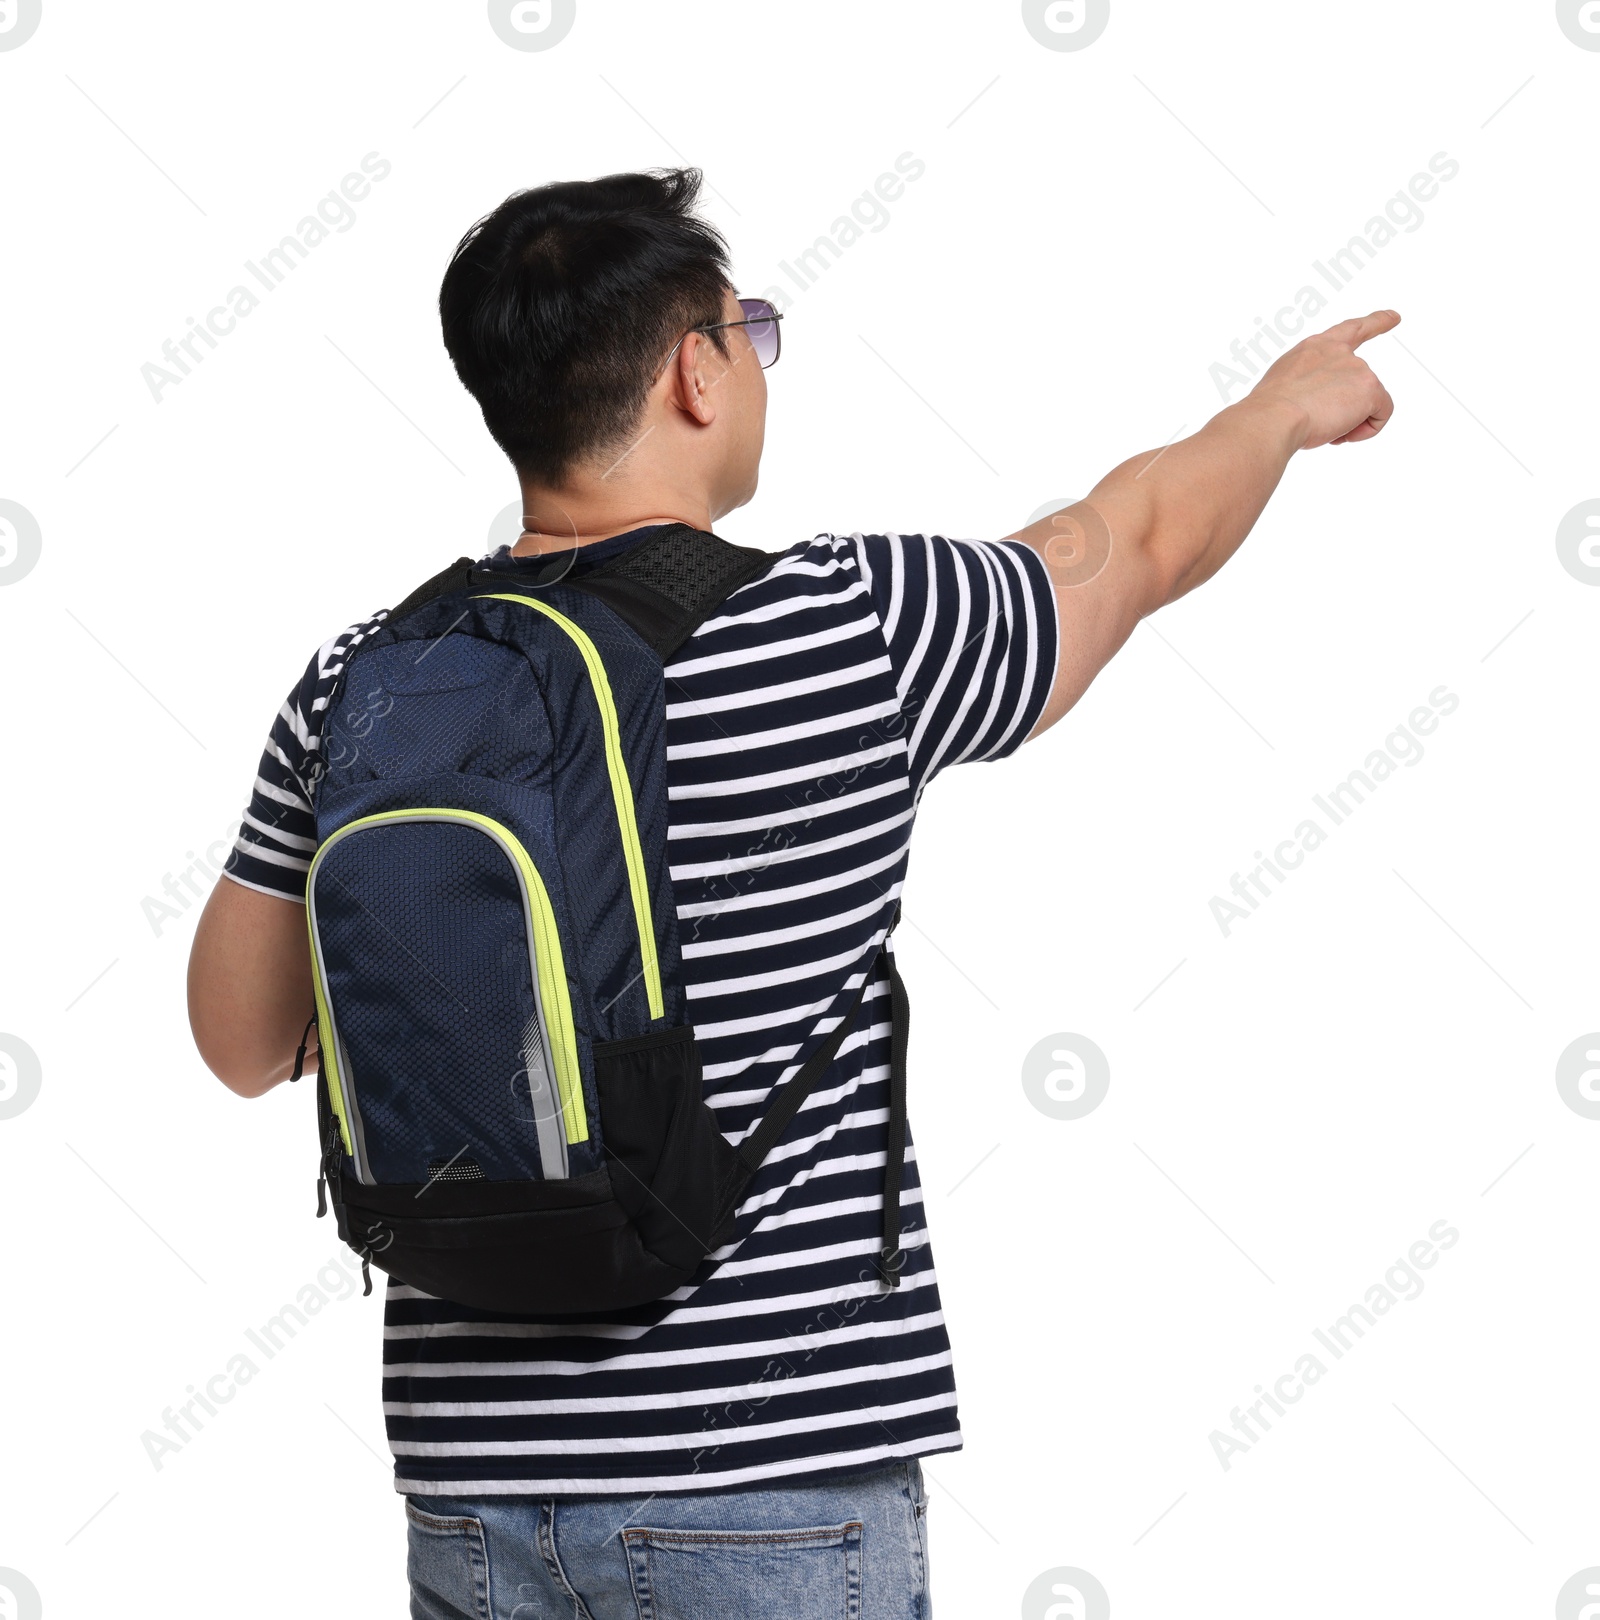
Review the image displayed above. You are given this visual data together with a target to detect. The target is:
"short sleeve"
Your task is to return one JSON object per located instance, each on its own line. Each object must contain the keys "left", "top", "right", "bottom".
{"left": 850, "top": 533, "right": 1058, "bottom": 799}
{"left": 224, "top": 614, "right": 386, "bottom": 901}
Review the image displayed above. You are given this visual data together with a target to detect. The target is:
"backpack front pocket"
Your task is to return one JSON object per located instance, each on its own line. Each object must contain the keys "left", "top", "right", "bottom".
{"left": 307, "top": 809, "right": 584, "bottom": 1187}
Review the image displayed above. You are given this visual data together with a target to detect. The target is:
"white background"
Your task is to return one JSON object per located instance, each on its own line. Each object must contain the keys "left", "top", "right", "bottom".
{"left": 1, "top": 2, "right": 1596, "bottom": 1616}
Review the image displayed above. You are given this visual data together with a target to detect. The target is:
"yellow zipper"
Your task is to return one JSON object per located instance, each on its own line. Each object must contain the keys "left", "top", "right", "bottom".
{"left": 306, "top": 904, "right": 356, "bottom": 1161}
{"left": 306, "top": 808, "right": 588, "bottom": 1149}
{"left": 476, "top": 592, "right": 665, "bottom": 1019}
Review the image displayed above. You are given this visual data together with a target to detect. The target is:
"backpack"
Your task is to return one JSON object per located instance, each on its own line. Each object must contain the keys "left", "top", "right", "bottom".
{"left": 297, "top": 525, "right": 910, "bottom": 1316}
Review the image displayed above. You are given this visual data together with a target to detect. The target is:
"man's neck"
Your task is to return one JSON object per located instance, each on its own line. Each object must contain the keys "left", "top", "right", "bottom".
{"left": 509, "top": 484, "right": 713, "bottom": 556}
{"left": 510, "top": 517, "right": 699, "bottom": 557}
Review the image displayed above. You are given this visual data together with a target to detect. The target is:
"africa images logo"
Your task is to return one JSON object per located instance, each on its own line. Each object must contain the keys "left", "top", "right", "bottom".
{"left": 0, "top": 1035, "right": 42, "bottom": 1121}
{"left": 1556, "top": 500, "right": 1600, "bottom": 586}
{"left": 0, "top": 1569, "right": 43, "bottom": 1620}
{"left": 0, "top": 500, "right": 41, "bottom": 585}
{"left": 1555, "top": 1034, "right": 1600, "bottom": 1119}
{"left": 1557, "top": 1569, "right": 1600, "bottom": 1618}
{"left": 1557, "top": 0, "right": 1600, "bottom": 49}
{"left": 1021, "top": 0, "right": 1109, "bottom": 51}
{"left": 0, "top": 0, "right": 42, "bottom": 51}
{"left": 1022, "top": 1033, "right": 1110, "bottom": 1120}
{"left": 488, "top": 0, "right": 575, "bottom": 51}
{"left": 1022, "top": 1567, "right": 1111, "bottom": 1620}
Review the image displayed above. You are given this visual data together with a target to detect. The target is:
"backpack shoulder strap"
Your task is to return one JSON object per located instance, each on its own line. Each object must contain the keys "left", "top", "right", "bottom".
{"left": 564, "top": 524, "right": 777, "bottom": 659}
{"left": 723, "top": 905, "right": 909, "bottom": 1290}
{"left": 731, "top": 948, "right": 881, "bottom": 1183}
{"left": 386, "top": 527, "right": 776, "bottom": 656}
{"left": 387, "top": 556, "right": 477, "bottom": 624}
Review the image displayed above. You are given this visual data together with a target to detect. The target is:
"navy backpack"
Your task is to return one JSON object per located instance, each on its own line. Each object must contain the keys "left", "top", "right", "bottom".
{"left": 297, "top": 526, "right": 909, "bottom": 1315}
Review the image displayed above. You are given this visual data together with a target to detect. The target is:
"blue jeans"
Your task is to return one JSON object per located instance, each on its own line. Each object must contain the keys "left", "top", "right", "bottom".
{"left": 405, "top": 1459, "right": 932, "bottom": 1619}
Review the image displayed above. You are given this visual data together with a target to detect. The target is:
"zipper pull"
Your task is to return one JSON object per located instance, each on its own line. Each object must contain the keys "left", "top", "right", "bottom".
{"left": 360, "top": 1254, "right": 372, "bottom": 1296}
{"left": 318, "top": 1117, "right": 341, "bottom": 1217}
{"left": 288, "top": 1011, "right": 318, "bottom": 1083}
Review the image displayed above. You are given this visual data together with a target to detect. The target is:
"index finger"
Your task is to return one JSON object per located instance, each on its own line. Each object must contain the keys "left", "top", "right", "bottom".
{"left": 1318, "top": 309, "right": 1402, "bottom": 350}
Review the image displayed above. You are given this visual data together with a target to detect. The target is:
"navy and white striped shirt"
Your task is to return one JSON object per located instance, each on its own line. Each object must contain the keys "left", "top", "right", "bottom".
{"left": 229, "top": 530, "right": 1058, "bottom": 1494}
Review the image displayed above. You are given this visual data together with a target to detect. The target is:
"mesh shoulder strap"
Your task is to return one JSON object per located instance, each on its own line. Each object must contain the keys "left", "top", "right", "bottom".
{"left": 386, "top": 527, "right": 776, "bottom": 656}
{"left": 388, "top": 556, "right": 476, "bottom": 624}
{"left": 564, "top": 524, "right": 776, "bottom": 658}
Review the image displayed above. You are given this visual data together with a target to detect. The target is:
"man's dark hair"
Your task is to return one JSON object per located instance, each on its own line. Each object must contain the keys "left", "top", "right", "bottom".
{"left": 439, "top": 168, "right": 731, "bottom": 486}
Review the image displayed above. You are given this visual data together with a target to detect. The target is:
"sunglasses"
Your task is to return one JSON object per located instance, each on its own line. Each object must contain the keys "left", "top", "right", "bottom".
{"left": 661, "top": 296, "right": 784, "bottom": 374}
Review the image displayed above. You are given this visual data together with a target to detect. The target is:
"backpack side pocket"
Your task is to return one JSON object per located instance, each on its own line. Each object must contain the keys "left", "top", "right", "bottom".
{"left": 593, "top": 1025, "right": 742, "bottom": 1275}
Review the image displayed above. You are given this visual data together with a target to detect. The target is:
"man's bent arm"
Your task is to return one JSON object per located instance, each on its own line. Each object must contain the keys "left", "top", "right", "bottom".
{"left": 189, "top": 878, "right": 317, "bottom": 1098}
{"left": 1014, "top": 310, "right": 1399, "bottom": 738}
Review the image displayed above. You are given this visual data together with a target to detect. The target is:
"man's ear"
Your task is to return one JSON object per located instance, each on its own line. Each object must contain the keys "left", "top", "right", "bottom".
{"left": 673, "top": 328, "right": 723, "bottom": 426}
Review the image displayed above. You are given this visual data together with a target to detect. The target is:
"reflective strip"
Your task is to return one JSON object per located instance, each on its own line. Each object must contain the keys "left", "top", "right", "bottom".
{"left": 477, "top": 592, "right": 665, "bottom": 1019}
{"left": 307, "top": 808, "right": 588, "bottom": 1151}
{"left": 306, "top": 904, "right": 357, "bottom": 1168}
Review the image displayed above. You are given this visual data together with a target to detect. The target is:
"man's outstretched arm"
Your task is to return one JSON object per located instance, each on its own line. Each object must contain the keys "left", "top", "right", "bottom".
{"left": 1013, "top": 309, "right": 1399, "bottom": 738}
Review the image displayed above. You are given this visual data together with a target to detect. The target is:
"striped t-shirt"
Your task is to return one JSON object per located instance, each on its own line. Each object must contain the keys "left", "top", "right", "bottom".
{"left": 229, "top": 529, "right": 1058, "bottom": 1495}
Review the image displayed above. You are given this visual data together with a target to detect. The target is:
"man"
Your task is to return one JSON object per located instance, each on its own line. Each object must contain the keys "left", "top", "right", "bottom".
{"left": 188, "top": 167, "right": 1395, "bottom": 1617}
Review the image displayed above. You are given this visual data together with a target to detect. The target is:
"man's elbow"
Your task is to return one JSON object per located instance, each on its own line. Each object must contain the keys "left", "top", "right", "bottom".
{"left": 190, "top": 1019, "right": 294, "bottom": 1098}
{"left": 1075, "top": 485, "right": 1185, "bottom": 618}
{"left": 186, "top": 965, "right": 303, "bottom": 1098}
